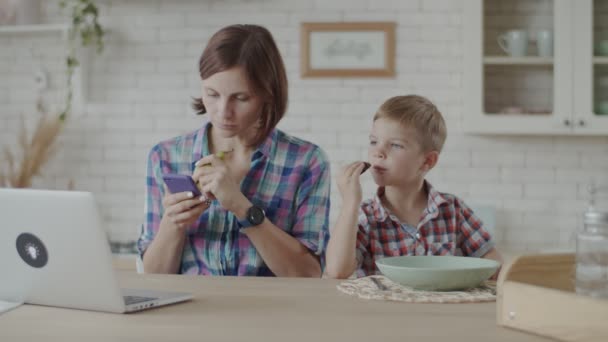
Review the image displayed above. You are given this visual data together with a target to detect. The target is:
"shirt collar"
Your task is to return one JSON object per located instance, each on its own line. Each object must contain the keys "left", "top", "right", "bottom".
{"left": 371, "top": 180, "right": 449, "bottom": 223}
{"left": 371, "top": 187, "right": 390, "bottom": 222}
{"left": 256, "top": 128, "right": 276, "bottom": 159}
{"left": 420, "top": 181, "right": 449, "bottom": 225}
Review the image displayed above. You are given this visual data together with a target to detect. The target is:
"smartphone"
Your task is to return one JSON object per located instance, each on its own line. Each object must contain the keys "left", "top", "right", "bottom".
{"left": 162, "top": 173, "right": 202, "bottom": 197}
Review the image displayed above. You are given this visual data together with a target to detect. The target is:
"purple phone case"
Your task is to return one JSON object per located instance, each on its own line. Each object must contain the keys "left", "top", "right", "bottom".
{"left": 162, "top": 173, "right": 202, "bottom": 196}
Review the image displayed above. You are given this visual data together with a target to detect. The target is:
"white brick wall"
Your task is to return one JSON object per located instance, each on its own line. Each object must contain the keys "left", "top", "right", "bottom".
{"left": 1, "top": 0, "right": 607, "bottom": 253}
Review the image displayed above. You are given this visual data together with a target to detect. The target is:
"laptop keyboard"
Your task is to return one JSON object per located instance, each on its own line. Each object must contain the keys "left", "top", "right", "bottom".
{"left": 123, "top": 295, "right": 157, "bottom": 305}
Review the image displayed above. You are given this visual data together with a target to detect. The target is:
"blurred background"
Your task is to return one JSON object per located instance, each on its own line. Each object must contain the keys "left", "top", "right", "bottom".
{"left": 1, "top": 0, "right": 607, "bottom": 255}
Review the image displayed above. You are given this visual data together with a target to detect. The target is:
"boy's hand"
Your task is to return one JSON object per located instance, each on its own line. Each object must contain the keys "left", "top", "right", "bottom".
{"left": 337, "top": 161, "right": 367, "bottom": 207}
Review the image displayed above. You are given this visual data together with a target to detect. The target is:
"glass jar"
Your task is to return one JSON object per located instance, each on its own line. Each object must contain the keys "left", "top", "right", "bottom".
{"left": 575, "top": 187, "right": 608, "bottom": 298}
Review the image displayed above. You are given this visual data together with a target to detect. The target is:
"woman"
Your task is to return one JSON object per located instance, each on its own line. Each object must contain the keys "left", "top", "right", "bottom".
{"left": 137, "top": 24, "right": 330, "bottom": 277}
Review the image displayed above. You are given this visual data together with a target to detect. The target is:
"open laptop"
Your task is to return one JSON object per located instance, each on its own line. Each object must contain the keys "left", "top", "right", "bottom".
{"left": 0, "top": 188, "right": 193, "bottom": 313}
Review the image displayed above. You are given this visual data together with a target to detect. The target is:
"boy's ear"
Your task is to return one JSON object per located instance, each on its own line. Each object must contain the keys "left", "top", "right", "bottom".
{"left": 421, "top": 150, "right": 439, "bottom": 172}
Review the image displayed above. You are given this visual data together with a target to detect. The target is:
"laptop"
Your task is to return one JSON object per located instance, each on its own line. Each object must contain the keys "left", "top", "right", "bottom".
{"left": 0, "top": 188, "right": 193, "bottom": 313}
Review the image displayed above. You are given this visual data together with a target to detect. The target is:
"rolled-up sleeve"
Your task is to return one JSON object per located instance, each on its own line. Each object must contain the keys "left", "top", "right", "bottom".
{"left": 290, "top": 147, "right": 331, "bottom": 266}
{"left": 457, "top": 200, "right": 495, "bottom": 257}
{"left": 354, "top": 210, "right": 372, "bottom": 278}
{"left": 136, "top": 145, "right": 166, "bottom": 258}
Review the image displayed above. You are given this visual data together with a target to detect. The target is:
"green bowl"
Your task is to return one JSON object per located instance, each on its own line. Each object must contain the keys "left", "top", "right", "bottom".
{"left": 375, "top": 256, "right": 500, "bottom": 291}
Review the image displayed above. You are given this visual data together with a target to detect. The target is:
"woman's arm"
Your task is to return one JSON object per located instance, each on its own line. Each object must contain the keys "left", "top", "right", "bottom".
{"left": 142, "top": 191, "right": 209, "bottom": 274}
{"left": 142, "top": 220, "right": 187, "bottom": 274}
{"left": 195, "top": 149, "right": 331, "bottom": 277}
{"left": 231, "top": 198, "right": 321, "bottom": 277}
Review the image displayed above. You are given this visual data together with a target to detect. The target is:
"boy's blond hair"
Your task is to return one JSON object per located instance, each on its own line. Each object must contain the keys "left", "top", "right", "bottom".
{"left": 373, "top": 95, "right": 446, "bottom": 153}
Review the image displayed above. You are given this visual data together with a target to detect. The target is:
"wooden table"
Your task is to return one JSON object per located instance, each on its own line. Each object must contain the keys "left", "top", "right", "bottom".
{"left": 0, "top": 272, "right": 554, "bottom": 342}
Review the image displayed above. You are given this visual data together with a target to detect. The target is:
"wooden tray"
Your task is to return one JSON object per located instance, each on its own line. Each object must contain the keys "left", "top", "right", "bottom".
{"left": 497, "top": 253, "right": 608, "bottom": 342}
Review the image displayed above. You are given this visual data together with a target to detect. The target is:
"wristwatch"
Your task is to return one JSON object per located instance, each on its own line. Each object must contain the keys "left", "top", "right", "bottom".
{"left": 237, "top": 205, "right": 266, "bottom": 228}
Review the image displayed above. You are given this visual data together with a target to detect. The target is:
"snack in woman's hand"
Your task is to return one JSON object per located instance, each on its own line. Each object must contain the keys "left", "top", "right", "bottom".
{"left": 216, "top": 150, "right": 230, "bottom": 159}
{"left": 195, "top": 149, "right": 234, "bottom": 168}
{"left": 195, "top": 149, "right": 234, "bottom": 192}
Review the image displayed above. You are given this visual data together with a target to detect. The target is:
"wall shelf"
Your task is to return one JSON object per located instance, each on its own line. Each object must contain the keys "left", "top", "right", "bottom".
{"left": 484, "top": 56, "right": 554, "bottom": 65}
{"left": 0, "top": 24, "right": 68, "bottom": 35}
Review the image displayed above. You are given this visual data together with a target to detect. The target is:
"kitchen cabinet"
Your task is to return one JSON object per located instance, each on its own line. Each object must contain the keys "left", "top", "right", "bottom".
{"left": 464, "top": 0, "right": 608, "bottom": 135}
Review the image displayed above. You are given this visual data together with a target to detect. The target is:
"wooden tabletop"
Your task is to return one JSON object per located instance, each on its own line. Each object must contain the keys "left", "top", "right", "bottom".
{"left": 0, "top": 271, "right": 554, "bottom": 342}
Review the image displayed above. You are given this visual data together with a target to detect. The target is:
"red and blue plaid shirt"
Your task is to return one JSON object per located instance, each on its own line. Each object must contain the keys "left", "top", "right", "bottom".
{"left": 355, "top": 182, "right": 495, "bottom": 277}
{"left": 137, "top": 121, "right": 331, "bottom": 276}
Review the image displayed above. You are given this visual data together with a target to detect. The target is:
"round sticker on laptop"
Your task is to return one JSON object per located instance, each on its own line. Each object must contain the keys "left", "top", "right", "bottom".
{"left": 16, "top": 233, "right": 48, "bottom": 268}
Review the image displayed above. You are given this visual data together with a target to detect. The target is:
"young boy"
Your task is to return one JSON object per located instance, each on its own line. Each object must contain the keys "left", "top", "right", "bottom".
{"left": 325, "top": 95, "right": 502, "bottom": 279}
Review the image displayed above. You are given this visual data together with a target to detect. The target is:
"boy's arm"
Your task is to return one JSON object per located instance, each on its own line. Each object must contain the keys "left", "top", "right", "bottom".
{"left": 482, "top": 247, "right": 503, "bottom": 280}
{"left": 325, "top": 201, "right": 360, "bottom": 279}
{"left": 482, "top": 247, "right": 502, "bottom": 262}
{"left": 324, "top": 161, "right": 368, "bottom": 279}
{"left": 455, "top": 198, "right": 502, "bottom": 279}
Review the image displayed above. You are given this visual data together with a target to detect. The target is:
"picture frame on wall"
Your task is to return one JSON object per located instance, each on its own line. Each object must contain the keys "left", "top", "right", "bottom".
{"left": 300, "top": 22, "right": 396, "bottom": 78}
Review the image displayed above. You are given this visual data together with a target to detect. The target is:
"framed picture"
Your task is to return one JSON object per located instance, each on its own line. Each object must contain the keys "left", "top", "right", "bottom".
{"left": 300, "top": 22, "right": 396, "bottom": 78}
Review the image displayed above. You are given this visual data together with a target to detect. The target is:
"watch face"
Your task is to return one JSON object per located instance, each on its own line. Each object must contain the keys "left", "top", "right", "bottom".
{"left": 248, "top": 206, "right": 265, "bottom": 225}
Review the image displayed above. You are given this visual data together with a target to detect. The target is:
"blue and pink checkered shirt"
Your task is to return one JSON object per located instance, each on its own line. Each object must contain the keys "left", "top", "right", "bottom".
{"left": 137, "top": 121, "right": 331, "bottom": 276}
{"left": 355, "top": 182, "right": 495, "bottom": 277}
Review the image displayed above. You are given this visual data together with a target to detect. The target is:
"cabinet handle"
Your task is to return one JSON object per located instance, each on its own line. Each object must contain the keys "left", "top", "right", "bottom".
{"left": 578, "top": 119, "right": 586, "bottom": 127}
{"left": 563, "top": 119, "right": 571, "bottom": 126}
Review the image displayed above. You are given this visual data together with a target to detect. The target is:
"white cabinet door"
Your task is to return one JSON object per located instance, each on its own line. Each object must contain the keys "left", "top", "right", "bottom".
{"left": 552, "top": 0, "right": 575, "bottom": 132}
{"left": 573, "top": 0, "right": 608, "bottom": 134}
{"left": 464, "top": 0, "right": 579, "bottom": 135}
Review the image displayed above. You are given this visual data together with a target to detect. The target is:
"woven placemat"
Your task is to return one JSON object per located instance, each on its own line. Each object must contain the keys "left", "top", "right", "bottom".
{"left": 337, "top": 275, "right": 496, "bottom": 303}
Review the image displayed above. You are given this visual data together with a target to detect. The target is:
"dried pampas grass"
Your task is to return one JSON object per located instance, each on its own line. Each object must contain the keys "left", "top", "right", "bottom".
{"left": 0, "top": 99, "right": 64, "bottom": 188}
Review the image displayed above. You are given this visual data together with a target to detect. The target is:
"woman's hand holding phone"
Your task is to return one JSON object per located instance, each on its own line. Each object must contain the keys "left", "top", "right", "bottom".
{"left": 160, "top": 174, "right": 211, "bottom": 233}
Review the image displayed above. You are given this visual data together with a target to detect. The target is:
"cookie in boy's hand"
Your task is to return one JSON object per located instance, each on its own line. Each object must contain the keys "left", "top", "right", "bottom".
{"left": 361, "top": 162, "right": 371, "bottom": 174}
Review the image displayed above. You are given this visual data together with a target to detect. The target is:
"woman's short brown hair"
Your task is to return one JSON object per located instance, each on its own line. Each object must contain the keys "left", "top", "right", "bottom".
{"left": 192, "top": 24, "right": 288, "bottom": 147}
{"left": 373, "top": 95, "right": 447, "bottom": 153}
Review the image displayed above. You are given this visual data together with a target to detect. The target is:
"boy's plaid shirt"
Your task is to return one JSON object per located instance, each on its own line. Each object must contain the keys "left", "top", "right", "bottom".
{"left": 355, "top": 182, "right": 495, "bottom": 277}
{"left": 138, "top": 122, "right": 331, "bottom": 276}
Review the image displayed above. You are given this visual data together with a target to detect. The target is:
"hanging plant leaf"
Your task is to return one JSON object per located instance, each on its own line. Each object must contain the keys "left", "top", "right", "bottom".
{"left": 60, "top": 0, "right": 105, "bottom": 119}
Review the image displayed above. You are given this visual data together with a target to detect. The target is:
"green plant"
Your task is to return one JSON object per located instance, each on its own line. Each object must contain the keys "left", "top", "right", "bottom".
{"left": 0, "top": 1, "right": 105, "bottom": 188}
{"left": 59, "top": 0, "right": 105, "bottom": 120}
{"left": 0, "top": 99, "right": 64, "bottom": 188}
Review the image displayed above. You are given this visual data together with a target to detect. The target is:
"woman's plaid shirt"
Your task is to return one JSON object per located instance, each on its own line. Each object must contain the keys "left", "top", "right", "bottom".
{"left": 138, "top": 122, "right": 331, "bottom": 276}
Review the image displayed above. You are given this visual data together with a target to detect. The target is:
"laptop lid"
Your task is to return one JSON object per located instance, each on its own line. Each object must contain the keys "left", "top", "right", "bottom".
{"left": 0, "top": 188, "right": 127, "bottom": 313}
